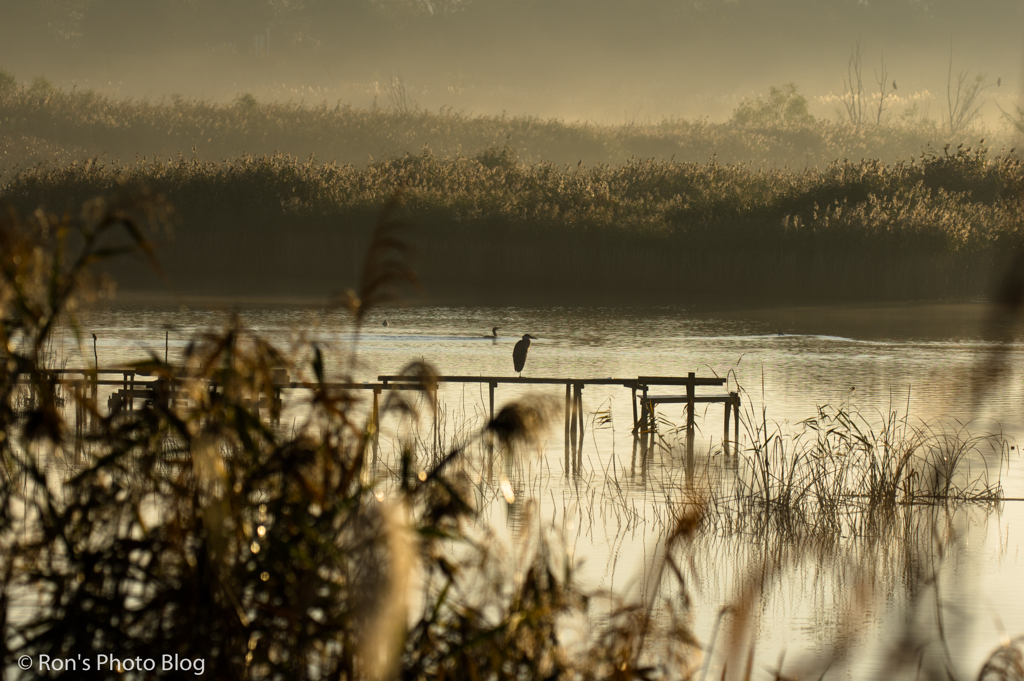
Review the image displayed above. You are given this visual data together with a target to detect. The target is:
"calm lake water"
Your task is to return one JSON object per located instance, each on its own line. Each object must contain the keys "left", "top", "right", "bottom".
{"left": 60, "top": 300, "right": 1024, "bottom": 679}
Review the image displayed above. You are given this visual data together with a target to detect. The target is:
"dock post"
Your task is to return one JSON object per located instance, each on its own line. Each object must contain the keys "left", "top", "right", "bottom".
{"left": 638, "top": 400, "right": 650, "bottom": 470}
{"left": 74, "top": 380, "right": 85, "bottom": 460}
{"left": 641, "top": 384, "right": 649, "bottom": 434}
{"left": 489, "top": 381, "right": 495, "bottom": 422}
{"left": 372, "top": 388, "right": 380, "bottom": 468}
{"left": 485, "top": 382, "right": 493, "bottom": 477}
{"left": 686, "top": 372, "right": 695, "bottom": 462}
{"left": 372, "top": 388, "right": 380, "bottom": 433}
{"left": 433, "top": 388, "right": 440, "bottom": 463}
{"left": 128, "top": 372, "right": 135, "bottom": 413}
{"left": 74, "top": 386, "right": 82, "bottom": 460}
{"left": 724, "top": 398, "right": 731, "bottom": 456}
{"left": 74, "top": 380, "right": 81, "bottom": 435}
{"left": 631, "top": 385, "right": 638, "bottom": 431}
{"left": 569, "top": 384, "right": 578, "bottom": 476}
{"left": 635, "top": 396, "right": 645, "bottom": 460}
{"left": 90, "top": 372, "right": 97, "bottom": 431}
{"left": 732, "top": 392, "right": 740, "bottom": 455}
{"left": 564, "top": 384, "right": 571, "bottom": 478}
{"left": 647, "top": 397, "right": 657, "bottom": 462}
{"left": 575, "top": 383, "right": 584, "bottom": 472}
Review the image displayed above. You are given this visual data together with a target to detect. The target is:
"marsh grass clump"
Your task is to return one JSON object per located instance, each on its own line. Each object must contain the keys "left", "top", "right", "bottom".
{"left": 735, "top": 402, "right": 1007, "bottom": 543}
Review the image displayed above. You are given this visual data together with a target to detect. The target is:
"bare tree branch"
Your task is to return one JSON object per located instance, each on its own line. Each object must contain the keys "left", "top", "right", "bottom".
{"left": 946, "top": 45, "right": 994, "bottom": 134}
{"left": 839, "top": 40, "right": 866, "bottom": 126}
{"left": 874, "top": 53, "right": 894, "bottom": 125}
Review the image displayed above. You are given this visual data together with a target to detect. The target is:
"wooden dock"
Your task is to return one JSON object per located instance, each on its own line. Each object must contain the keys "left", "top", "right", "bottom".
{"left": 23, "top": 368, "right": 741, "bottom": 474}
{"left": 380, "top": 372, "right": 740, "bottom": 468}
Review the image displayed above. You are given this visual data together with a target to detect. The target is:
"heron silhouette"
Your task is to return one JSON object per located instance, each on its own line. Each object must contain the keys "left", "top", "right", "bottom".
{"left": 512, "top": 334, "right": 537, "bottom": 376}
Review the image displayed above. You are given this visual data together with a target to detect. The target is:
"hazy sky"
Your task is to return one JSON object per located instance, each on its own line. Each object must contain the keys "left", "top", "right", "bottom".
{"left": 1, "top": 0, "right": 1021, "bottom": 123}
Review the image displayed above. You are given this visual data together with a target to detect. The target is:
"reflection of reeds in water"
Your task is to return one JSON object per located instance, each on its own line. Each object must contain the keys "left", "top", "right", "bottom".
{"left": 1, "top": 196, "right": 1020, "bottom": 680}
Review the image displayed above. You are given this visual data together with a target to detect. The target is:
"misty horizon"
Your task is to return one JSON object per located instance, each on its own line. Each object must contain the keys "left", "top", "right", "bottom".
{"left": 0, "top": 0, "right": 1021, "bottom": 127}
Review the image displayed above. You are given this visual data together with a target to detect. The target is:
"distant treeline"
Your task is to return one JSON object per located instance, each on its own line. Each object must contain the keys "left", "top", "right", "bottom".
{"left": 2, "top": 144, "right": 1021, "bottom": 305}
{"left": 0, "top": 84, "right": 1019, "bottom": 177}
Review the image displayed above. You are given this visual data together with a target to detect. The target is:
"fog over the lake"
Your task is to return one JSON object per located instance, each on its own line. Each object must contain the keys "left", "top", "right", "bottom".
{"left": 1, "top": 0, "right": 1021, "bottom": 124}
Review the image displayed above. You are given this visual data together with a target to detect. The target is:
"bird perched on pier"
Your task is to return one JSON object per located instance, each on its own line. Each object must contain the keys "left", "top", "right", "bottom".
{"left": 512, "top": 334, "right": 537, "bottom": 376}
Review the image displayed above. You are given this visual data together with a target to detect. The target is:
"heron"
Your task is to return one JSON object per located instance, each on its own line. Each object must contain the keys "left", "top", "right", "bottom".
{"left": 512, "top": 334, "right": 537, "bottom": 376}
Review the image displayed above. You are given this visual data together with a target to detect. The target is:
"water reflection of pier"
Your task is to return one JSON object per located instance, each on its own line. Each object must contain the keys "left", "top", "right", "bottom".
{"left": 33, "top": 368, "right": 739, "bottom": 477}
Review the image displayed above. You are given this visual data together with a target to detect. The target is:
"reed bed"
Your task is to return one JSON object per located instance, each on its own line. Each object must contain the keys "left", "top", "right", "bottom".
{"left": 3, "top": 143, "right": 1023, "bottom": 304}
{"left": 2, "top": 82, "right": 1020, "bottom": 175}
{"left": 732, "top": 402, "right": 1008, "bottom": 545}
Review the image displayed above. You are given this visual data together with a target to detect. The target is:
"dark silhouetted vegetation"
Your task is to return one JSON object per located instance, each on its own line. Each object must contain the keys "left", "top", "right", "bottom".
{"left": 2, "top": 139, "right": 1022, "bottom": 304}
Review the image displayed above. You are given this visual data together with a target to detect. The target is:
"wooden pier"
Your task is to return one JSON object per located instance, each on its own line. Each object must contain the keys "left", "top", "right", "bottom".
{"left": 25, "top": 368, "right": 741, "bottom": 474}
{"left": 378, "top": 372, "right": 741, "bottom": 471}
